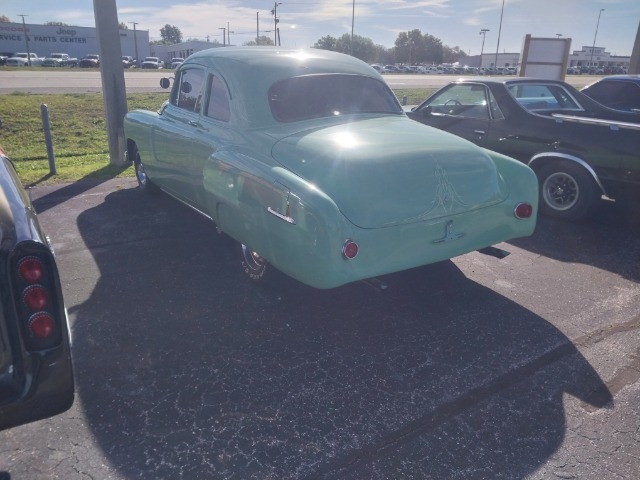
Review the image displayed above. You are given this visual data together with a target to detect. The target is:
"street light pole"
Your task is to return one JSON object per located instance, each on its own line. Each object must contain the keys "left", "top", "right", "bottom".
{"left": 130, "top": 22, "right": 139, "bottom": 67}
{"left": 479, "top": 29, "right": 489, "bottom": 69}
{"left": 589, "top": 8, "right": 605, "bottom": 70}
{"left": 18, "top": 15, "right": 32, "bottom": 66}
{"left": 351, "top": 0, "right": 355, "bottom": 55}
{"left": 494, "top": 0, "right": 505, "bottom": 73}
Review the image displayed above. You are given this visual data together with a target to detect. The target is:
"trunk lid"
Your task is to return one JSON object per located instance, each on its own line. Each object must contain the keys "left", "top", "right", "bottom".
{"left": 271, "top": 116, "right": 509, "bottom": 228}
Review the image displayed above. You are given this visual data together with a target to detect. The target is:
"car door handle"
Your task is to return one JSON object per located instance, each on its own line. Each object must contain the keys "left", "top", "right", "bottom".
{"left": 473, "top": 130, "right": 486, "bottom": 135}
{"left": 188, "top": 120, "right": 201, "bottom": 128}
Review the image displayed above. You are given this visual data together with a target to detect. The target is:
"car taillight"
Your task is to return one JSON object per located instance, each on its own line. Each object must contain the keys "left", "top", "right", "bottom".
{"left": 18, "top": 256, "right": 45, "bottom": 283}
{"left": 342, "top": 239, "right": 359, "bottom": 259}
{"left": 12, "top": 246, "right": 62, "bottom": 350}
{"left": 514, "top": 203, "right": 533, "bottom": 219}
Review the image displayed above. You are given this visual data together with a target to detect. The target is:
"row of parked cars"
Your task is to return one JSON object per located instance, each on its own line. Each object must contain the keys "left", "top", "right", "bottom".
{"left": 372, "top": 64, "right": 518, "bottom": 75}
{"left": 0, "top": 52, "right": 184, "bottom": 70}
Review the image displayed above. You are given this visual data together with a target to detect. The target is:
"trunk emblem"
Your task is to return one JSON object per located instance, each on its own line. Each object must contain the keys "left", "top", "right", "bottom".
{"left": 433, "top": 220, "right": 465, "bottom": 244}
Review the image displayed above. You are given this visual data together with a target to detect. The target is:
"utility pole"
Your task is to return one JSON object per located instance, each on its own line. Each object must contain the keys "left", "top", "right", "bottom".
{"left": 479, "top": 29, "right": 489, "bottom": 69}
{"left": 494, "top": 0, "right": 505, "bottom": 72}
{"left": 351, "top": 0, "right": 355, "bottom": 55}
{"left": 630, "top": 20, "right": 640, "bottom": 74}
{"left": 93, "top": 0, "right": 128, "bottom": 166}
{"left": 219, "top": 27, "right": 226, "bottom": 46}
{"left": 271, "top": 3, "right": 282, "bottom": 46}
{"left": 18, "top": 15, "right": 32, "bottom": 66}
{"left": 256, "top": 12, "right": 259, "bottom": 45}
{"left": 130, "top": 22, "right": 139, "bottom": 67}
{"left": 589, "top": 9, "right": 605, "bottom": 69}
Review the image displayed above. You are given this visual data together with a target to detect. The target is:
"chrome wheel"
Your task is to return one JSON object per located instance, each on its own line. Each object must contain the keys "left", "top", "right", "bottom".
{"left": 537, "top": 161, "right": 597, "bottom": 222}
{"left": 240, "top": 244, "right": 269, "bottom": 282}
{"left": 134, "top": 151, "right": 148, "bottom": 188}
{"left": 542, "top": 171, "right": 579, "bottom": 211}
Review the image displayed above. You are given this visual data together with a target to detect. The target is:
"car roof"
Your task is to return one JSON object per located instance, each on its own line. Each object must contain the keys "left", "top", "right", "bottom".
{"left": 597, "top": 75, "right": 640, "bottom": 84}
{"left": 185, "top": 47, "right": 380, "bottom": 82}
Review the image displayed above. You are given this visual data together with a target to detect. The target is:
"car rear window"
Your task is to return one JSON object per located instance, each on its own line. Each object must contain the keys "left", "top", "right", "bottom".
{"left": 268, "top": 74, "right": 402, "bottom": 122}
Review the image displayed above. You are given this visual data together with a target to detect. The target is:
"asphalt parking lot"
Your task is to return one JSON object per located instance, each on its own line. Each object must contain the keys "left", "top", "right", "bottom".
{"left": 0, "top": 177, "right": 639, "bottom": 479}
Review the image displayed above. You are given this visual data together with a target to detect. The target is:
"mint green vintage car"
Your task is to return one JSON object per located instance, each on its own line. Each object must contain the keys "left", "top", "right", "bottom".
{"left": 124, "top": 47, "right": 538, "bottom": 289}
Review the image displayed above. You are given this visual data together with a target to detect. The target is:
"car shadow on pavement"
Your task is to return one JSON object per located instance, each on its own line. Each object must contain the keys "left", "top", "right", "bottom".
{"left": 63, "top": 185, "right": 612, "bottom": 479}
{"left": 509, "top": 199, "right": 640, "bottom": 283}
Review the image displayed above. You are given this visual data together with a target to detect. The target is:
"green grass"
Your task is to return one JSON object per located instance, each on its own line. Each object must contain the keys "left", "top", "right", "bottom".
{"left": 0, "top": 89, "right": 433, "bottom": 186}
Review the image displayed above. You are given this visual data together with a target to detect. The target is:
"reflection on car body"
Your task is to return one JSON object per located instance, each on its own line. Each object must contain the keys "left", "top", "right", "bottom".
{"left": 407, "top": 78, "right": 640, "bottom": 221}
{"left": 0, "top": 144, "right": 74, "bottom": 431}
{"left": 124, "top": 47, "right": 538, "bottom": 289}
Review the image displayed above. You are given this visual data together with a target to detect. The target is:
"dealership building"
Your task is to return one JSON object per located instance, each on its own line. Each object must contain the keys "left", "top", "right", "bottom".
{"left": 0, "top": 21, "right": 150, "bottom": 61}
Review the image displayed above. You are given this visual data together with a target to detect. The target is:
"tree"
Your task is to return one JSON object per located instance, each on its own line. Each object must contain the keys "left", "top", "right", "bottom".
{"left": 45, "top": 21, "right": 69, "bottom": 26}
{"left": 244, "top": 36, "right": 274, "bottom": 46}
{"left": 0, "top": 15, "right": 11, "bottom": 23}
{"left": 313, "top": 35, "right": 337, "bottom": 51}
{"left": 160, "top": 24, "right": 183, "bottom": 45}
{"left": 442, "top": 45, "right": 467, "bottom": 64}
{"left": 119, "top": 22, "right": 128, "bottom": 30}
{"left": 393, "top": 29, "right": 443, "bottom": 65}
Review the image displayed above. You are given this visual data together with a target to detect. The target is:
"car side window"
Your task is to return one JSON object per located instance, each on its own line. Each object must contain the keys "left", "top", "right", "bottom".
{"left": 425, "top": 84, "right": 491, "bottom": 119}
{"left": 205, "top": 75, "right": 231, "bottom": 122}
{"left": 173, "top": 68, "right": 205, "bottom": 113}
{"left": 507, "top": 84, "right": 581, "bottom": 112}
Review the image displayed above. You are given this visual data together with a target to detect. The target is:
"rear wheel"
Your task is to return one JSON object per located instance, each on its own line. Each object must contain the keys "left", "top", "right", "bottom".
{"left": 537, "top": 161, "right": 598, "bottom": 221}
{"left": 240, "top": 244, "right": 271, "bottom": 283}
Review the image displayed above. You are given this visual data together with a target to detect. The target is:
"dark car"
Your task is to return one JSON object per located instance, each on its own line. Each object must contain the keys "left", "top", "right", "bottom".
{"left": 407, "top": 78, "right": 640, "bottom": 221}
{"left": 79, "top": 54, "right": 100, "bottom": 68}
{"left": 581, "top": 75, "right": 640, "bottom": 113}
{"left": 0, "top": 140, "right": 74, "bottom": 431}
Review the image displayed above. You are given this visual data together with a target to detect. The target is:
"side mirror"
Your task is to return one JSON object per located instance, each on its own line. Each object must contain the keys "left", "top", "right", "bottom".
{"left": 417, "top": 105, "right": 432, "bottom": 116}
{"left": 160, "top": 77, "right": 171, "bottom": 89}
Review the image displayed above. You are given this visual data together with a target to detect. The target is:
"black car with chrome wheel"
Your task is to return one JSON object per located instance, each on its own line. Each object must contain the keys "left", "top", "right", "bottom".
{"left": 407, "top": 78, "right": 640, "bottom": 221}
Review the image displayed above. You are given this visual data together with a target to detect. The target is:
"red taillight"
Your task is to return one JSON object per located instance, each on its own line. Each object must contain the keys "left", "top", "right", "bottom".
{"left": 342, "top": 239, "right": 359, "bottom": 259}
{"left": 29, "top": 312, "right": 55, "bottom": 339}
{"left": 23, "top": 285, "right": 49, "bottom": 310}
{"left": 514, "top": 203, "right": 533, "bottom": 219}
{"left": 13, "top": 250, "right": 61, "bottom": 349}
{"left": 18, "top": 257, "right": 45, "bottom": 283}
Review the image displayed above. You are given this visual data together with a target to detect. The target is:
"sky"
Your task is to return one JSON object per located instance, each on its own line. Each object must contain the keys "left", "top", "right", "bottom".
{"left": 2, "top": 0, "right": 639, "bottom": 57}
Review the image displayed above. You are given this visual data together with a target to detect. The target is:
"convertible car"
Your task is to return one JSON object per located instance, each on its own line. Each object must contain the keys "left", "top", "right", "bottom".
{"left": 0, "top": 142, "right": 74, "bottom": 431}
{"left": 407, "top": 78, "right": 640, "bottom": 221}
{"left": 124, "top": 47, "right": 538, "bottom": 289}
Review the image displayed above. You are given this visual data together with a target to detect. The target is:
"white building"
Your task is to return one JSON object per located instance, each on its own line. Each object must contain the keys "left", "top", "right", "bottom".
{"left": 0, "top": 21, "right": 149, "bottom": 62}
{"left": 568, "top": 46, "right": 630, "bottom": 70}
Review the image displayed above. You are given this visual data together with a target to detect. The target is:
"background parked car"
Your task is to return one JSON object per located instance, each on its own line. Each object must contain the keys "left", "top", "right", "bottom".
{"left": 122, "top": 56, "right": 136, "bottom": 68}
{"left": 42, "top": 53, "right": 78, "bottom": 67}
{"left": 407, "top": 78, "right": 640, "bottom": 221}
{"left": 581, "top": 75, "right": 640, "bottom": 113}
{"left": 141, "top": 56, "right": 163, "bottom": 69}
{"left": 79, "top": 54, "right": 100, "bottom": 68}
{"left": 0, "top": 139, "right": 74, "bottom": 431}
{"left": 5, "top": 52, "right": 44, "bottom": 66}
{"left": 170, "top": 57, "right": 184, "bottom": 69}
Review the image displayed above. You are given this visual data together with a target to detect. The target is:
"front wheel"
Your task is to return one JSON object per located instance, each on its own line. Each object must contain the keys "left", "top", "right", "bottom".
{"left": 537, "top": 161, "right": 598, "bottom": 221}
{"left": 131, "top": 144, "right": 156, "bottom": 193}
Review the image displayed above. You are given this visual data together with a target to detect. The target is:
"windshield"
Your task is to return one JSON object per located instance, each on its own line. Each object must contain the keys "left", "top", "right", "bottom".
{"left": 268, "top": 74, "right": 402, "bottom": 123}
